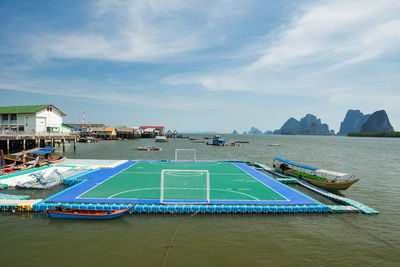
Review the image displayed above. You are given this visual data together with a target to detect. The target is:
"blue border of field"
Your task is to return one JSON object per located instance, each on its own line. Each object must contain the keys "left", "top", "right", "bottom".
{"left": 45, "top": 161, "right": 319, "bottom": 205}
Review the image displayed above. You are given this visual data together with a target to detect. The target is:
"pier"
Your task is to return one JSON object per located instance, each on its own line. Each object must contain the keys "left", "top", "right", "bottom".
{"left": 0, "top": 134, "right": 78, "bottom": 154}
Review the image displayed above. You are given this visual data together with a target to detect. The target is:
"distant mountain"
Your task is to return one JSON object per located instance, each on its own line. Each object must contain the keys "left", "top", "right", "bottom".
{"left": 264, "top": 130, "right": 273, "bottom": 134}
{"left": 274, "top": 118, "right": 300, "bottom": 135}
{"left": 274, "top": 114, "right": 331, "bottom": 135}
{"left": 248, "top": 127, "right": 262, "bottom": 134}
{"left": 338, "top": 110, "right": 370, "bottom": 135}
{"left": 232, "top": 130, "right": 238, "bottom": 134}
{"left": 360, "top": 110, "right": 394, "bottom": 132}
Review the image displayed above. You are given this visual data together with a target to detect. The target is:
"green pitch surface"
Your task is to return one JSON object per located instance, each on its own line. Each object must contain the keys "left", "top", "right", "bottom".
{"left": 78, "top": 162, "right": 287, "bottom": 202}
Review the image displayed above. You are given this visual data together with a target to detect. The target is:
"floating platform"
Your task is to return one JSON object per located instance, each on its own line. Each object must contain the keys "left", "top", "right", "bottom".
{"left": 0, "top": 160, "right": 378, "bottom": 214}
{"left": 53, "top": 159, "right": 127, "bottom": 169}
{"left": 0, "top": 199, "right": 43, "bottom": 211}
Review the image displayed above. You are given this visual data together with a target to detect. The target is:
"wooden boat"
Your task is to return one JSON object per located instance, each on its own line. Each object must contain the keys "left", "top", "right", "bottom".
{"left": 272, "top": 157, "right": 360, "bottom": 190}
{"left": 48, "top": 156, "right": 66, "bottom": 164}
{"left": 155, "top": 136, "right": 169, "bottom": 142}
{"left": 1, "top": 149, "right": 24, "bottom": 166}
{"left": 26, "top": 147, "right": 66, "bottom": 166}
{"left": 47, "top": 205, "right": 133, "bottom": 219}
{"left": 1, "top": 150, "right": 39, "bottom": 175}
{"left": 78, "top": 137, "right": 98, "bottom": 143}
{"left": 230, "top": 143, "right": 241, "bottom": 146}
{"left": 132, "top": 147, "right": 162, "bottom": 151}
{"left": 207, "top": 136, "right": 228, "bottom": 146}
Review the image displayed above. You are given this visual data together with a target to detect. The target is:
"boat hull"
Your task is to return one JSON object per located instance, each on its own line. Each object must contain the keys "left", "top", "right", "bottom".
{"left": 48, "top": 157, "right": 67, "bottom": 164}
{"left": 276, "top": 168, "right": 359, "bottom": 190}
{"left": 47, "top": 206, "right": 132, "bottom": 219}
{"left": 48, "top": 212, "right": 125, "bottom": 219}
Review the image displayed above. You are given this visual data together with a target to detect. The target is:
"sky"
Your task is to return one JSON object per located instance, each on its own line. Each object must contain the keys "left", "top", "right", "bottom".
{"left": 0, "top": 0, "right": 399, "bottom": 133}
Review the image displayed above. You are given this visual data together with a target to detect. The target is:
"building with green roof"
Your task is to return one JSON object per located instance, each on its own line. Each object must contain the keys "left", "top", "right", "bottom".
{"left": 0, "top": 105, "right": 67, "bottom": 135}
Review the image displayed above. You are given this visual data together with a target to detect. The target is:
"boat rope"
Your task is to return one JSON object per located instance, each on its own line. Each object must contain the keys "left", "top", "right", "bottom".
{"left": 162, "top": 216, "right": 184, "bottom": 267}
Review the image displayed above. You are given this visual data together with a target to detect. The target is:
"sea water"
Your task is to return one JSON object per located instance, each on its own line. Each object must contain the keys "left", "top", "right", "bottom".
{"left": 0, "top": 135, "right": 399, "bottom": 266}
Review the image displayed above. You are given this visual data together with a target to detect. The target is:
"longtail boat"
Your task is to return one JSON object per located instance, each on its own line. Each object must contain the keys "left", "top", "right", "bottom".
{"left": 47, "top": 206, "right": 133, "bottom": 219}
{"left": 1, "top": 150, "right": 39, "bottom": 175}
{"left": 27, "top": 147, "right": 66, "bottom": 166}
{"left": 272, "top": 157, "right": 359, "bottom": 190}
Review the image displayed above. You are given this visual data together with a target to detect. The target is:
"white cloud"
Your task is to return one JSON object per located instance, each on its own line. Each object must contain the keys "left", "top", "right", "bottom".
{"left": 0, "top": 78, "right": 215, "bottom": 112}
{"left": 249, "top": 0, "right": 400, "bottom": 70}
{"left": 27, "top": 0, "right": 252, "bottom": 62}
{"left": 165, "top": 0, "right": 400, "bottom": 101}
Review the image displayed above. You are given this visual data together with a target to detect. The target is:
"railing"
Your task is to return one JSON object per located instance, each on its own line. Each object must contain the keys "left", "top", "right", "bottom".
{"left": 0, "top": 131, "right": 79, "bottom": 136}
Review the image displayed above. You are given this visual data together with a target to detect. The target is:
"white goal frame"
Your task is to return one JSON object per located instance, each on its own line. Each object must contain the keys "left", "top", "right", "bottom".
{"left": 160, "top": 169, "right": 210, "bottom": 204}
{"left": 175, "top": 149, "right": 197, "bottom": 162}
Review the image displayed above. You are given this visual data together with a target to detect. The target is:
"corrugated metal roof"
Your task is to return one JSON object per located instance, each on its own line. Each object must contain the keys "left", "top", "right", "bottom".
{"left": 0, "top": 105, "right": 66, "bottom": 116}
{"left": 139, "top": 126, "right": 164, "bottom": 130}
{"left": 104, "top": 127, "right": 115, "bottom": 132}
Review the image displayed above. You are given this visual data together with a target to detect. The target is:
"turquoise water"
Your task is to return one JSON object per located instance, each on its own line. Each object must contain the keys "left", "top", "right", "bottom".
{"left": 1, "top": 135, "right": 399, "bottom": 266}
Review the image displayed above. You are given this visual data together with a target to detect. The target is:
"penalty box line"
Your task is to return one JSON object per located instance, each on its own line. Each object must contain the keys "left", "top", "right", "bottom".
{"left": 161, "top": 169, "right": 210, "bottom": 203}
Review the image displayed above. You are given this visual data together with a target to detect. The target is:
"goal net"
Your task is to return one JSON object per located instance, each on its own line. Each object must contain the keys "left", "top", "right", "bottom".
{"left": 175, "top": 149, "right": 196, "bottom": 162}
{"left": 160, "top": 169, "right": 210, "bottom": 204}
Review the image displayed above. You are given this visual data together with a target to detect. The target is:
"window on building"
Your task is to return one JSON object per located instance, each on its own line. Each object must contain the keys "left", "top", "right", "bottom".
{"left": 47, "top": 127, "right": 59, "bottom": 132}
{"left": 1, "top": 114, "right": 8, "bottom": 123}
{"left": 10, "top": 114, "right": 17, "bottom": 121}
{"left": 18, "top": 126, "right": 24, "bottom": 132}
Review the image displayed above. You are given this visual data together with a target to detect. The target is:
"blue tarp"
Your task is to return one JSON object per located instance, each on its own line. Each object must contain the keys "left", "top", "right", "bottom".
{"left": 274, "top": 157, "right": 319, "bottom": 171}
{"left": 41, "top": 147, "right": 55, "bottom": 151}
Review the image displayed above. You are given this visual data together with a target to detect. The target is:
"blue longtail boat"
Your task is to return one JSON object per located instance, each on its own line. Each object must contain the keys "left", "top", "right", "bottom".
{"left": 47, "top": 205, "right": 133, "bottom": 219}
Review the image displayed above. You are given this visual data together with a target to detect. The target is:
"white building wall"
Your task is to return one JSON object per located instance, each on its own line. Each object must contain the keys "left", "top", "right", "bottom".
{"left": 36, "top": 109, "right": 63, "bottom": 132}
{"left": 0, "top": 106, "right": 64, "bottom": 134}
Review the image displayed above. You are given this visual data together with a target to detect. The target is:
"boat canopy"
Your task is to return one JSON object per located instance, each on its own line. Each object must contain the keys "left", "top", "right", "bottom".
{"left": 274, "top": 157, "right": 319, "bottom": 171}
{"left": 315, "top": 169, "right": 349, "bottom": 179}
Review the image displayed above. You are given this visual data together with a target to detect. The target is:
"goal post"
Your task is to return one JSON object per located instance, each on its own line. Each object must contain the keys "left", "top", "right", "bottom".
{"left": 175, "top": 149, "right": 197, "bottom": 162}
{"left": 160, "top": 169, "right": 210, "bottom": 204}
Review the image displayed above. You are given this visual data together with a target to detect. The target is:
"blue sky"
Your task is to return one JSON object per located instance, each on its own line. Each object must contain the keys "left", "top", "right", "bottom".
{"left": 0, "top": 0, "right": 399, "bottom": 133}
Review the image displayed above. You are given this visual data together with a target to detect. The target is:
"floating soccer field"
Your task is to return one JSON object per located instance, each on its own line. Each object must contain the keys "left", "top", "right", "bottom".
{"left": 46, "top": 161, "right": 320, "bottom": 206}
